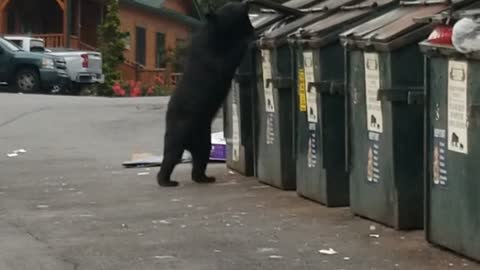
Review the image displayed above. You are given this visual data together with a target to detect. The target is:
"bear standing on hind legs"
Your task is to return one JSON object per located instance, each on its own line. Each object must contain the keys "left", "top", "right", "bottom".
{"left": 157, "top": 2, "right": 255, "bottom": 187}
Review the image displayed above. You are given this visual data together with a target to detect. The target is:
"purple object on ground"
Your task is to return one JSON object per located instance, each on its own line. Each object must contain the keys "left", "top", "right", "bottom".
{"left": 210, "top": 132, "right": 226, "bottom": 161}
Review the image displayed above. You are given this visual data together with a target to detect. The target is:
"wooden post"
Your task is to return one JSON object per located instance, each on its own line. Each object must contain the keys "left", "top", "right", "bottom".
{"left": 0, "top": 0, "right": 11, "bottom": 34}
{"left": 63, "top": 0, "right": 72, "bottom": 47}
{"left": 76, "top": 0, "right": 81, "bottom": 40}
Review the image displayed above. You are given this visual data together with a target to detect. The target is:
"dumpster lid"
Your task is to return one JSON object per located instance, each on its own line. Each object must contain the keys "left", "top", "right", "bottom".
{"left": 258, "top": 0, "right": 358, "bottom": 47}
{"left": 338, "top": 1, "right": 475, "bottom": 50}
{"left": 298, "top": 0, "right": 397, "bottom": 40}
{"left": 251, "top": 0, "right": 321, "bottom": 30}
{"left": 419, "top": 1, "right": 480, "bottom": 59}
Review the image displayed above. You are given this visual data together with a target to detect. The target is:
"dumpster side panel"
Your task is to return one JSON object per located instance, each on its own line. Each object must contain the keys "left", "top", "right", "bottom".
{"left": 275, "top": 46, "right": 297, "bottom": 189}
{"left": 389, "top": 46, "right": 425, "bottom": 229}
{"left": 319, "top": 44, "right": 349, "bottom": 206}
{"left": 226, "top": 52, "right": 256, "bottom": 176}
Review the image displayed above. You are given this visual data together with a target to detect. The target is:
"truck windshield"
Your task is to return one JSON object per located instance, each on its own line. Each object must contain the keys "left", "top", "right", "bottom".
{"left": 0, "top": 38, "right": 21, "bottom": 51}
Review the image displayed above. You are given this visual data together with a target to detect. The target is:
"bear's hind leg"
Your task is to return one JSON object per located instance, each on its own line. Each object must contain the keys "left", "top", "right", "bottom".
{"left": 190, "top": 128, "right": 216, "bottom": 184}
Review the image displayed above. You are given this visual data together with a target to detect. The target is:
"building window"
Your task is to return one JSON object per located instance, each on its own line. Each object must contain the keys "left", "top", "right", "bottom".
{"left": 174, "top": 38, "right": 187, "bottom": 72}
{"left": 135, "top": 26, "right": 146, "bottom": 66}
{"left": 155, "top": 32, "right": 166, "bottom": 68}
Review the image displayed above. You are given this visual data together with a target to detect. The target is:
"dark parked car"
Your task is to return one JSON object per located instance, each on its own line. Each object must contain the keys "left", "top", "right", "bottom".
{"left": 0, "top": 37, "right": 68, "bottom": 93}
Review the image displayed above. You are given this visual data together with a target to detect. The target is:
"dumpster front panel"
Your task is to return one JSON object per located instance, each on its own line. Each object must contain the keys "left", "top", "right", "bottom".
{"left": 295, "top": 43, "right": 350, "bottom": 206}
{"left": 295, "top": 47, "right": 327, "bottom": 202}
{"left": 256, "top": 47, "right": 296, "bottom": 190}
{"left": 348, "top": 50, "right": 396, "bottom": 226}
{"left": 427, "top": 54, "right": 480, "bottom": 261}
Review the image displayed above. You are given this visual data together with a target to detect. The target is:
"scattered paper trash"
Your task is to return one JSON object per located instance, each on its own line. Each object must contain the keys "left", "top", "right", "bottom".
{"left": 269, "top": 255, "right": 283, "bottom": 259}
{"left": 122, "top": 132, "right": 226, "bottom": 168}
{"left": 369, "top": 234, "right": 380, "bottom": 238}
{"left": 6, "top": 149, "right": 27, "bottom": 158}
{"left": 153, "top": 255, "right": 176, "bottom": 260}
{"left": 319, "top": 248, "right": 338, "bottom": 255}
{"left": 152, "top": 219, "right": 171, "bottom": 225}
{"left": 137, "top": 172, "right": 150, "bottom": 176}
{"left": 213, "top": 249, "right": 222, "bottom": 253}
{"left": 122, "top": 152, "right": 192, "bottom": 168}
{"left": 369, "top": 225, "right": 376, "bottom": 231}
{"left": 257, "top": 247, "right": 278, "bottom": 253}
{"left": 344, "top": 257, "right": 351, "bottom": 261}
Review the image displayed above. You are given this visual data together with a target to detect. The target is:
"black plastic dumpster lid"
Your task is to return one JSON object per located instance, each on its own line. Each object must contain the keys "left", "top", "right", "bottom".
{"left": 339, "top": 1, "right": 459, "bottom": 51}
{"left": 251, "top": 0, "right": 322, "bottom": 30}
{"left": 257, "top": 0, "right": 358, "bottom": 48}
{"left": 292, "top": 0, "right": 397, "bottom": 47}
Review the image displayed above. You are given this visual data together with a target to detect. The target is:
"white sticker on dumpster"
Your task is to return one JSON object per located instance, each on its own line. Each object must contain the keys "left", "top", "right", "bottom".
{"left": 447, "top": 60, "right": 469, "bottom": 154}
{"left": 232, "top": 82, "right": 241, "bottom": 162}
{"left": 262, "top": 50, "right": 275, "bottom": 113}
{"left": 364, "top": 52, "right": 383, "bottom": 133}
{"left": 304, "top": 51, "right": 318, "bottom": 123}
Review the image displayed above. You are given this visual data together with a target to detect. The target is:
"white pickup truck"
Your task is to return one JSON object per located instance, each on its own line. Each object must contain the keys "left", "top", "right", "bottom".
{"left": 4, "top": 36, "right": 104, "bottom": 93}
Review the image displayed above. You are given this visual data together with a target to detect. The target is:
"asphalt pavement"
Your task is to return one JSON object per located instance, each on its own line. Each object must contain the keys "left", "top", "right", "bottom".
{"left": 0, "top": 93, "right": 478, "bottom": 270}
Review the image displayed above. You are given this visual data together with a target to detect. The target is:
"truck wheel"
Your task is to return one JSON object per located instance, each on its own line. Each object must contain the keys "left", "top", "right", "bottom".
{"left": 15, "top": 68, "right": 40, "bottom": 93}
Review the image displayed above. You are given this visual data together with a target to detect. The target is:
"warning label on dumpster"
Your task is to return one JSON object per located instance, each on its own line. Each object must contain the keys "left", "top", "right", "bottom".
{"left": 308, "top": 123, "right": 318, "bottom": 168}
{"left": 298, "top": 68, "right": 307, "bottom": 112}
{"left": 304, "top": 51, "right": 318, "bottom": 123}
{"left": 262, "top": 50, "right": 275, "bottom": 113}
{"left": 266, "top": 113, "right": 275, "bottom": 145}
{"left": 231, "top": 82, "right": 240, "bottom": 162}
{"left": 367, "top": 131, "right": 381, "bottom": 183}
{"left": 364, "top": 53, "right": 383, "bottom": 134}
{"left": 447, "top": 60, "right": 468, "bottom": 154}
{"left": 433, "top": 128, "right": 448, "bottom": 186}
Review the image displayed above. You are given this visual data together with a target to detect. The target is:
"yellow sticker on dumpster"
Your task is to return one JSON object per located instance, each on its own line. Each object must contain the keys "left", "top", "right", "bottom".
{"left": 298, "top": 68, "right": 307, "bottom": 112}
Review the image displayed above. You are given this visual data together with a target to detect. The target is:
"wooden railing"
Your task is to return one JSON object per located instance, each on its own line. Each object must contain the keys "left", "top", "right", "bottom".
{"left": 32, "top": 33, "right": 65, "bottom": 48}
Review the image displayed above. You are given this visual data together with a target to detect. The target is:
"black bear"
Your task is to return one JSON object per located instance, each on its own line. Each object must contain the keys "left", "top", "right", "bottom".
{"left": 157, "top": 1, "right": 254, "bottom": 187}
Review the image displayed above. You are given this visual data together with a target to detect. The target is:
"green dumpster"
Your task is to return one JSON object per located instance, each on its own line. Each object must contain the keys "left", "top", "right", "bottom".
{"left": 420, "top": 3, "right": 480, "bottom": 261}
{"left": 255, "top": 0, "right": 357, "bottom": 190}
{"left": 339, "top": 0, "right": 471, "bottom": 230}
{"left": 223, "top": 0, "right": 323, "bottom": 176}
{"left": 289, "top": 0, "right": 397, "bottom": 206}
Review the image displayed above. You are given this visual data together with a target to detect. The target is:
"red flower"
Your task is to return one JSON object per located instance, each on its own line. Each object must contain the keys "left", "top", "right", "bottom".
{"left": 155, "top": 74, "right": 165, "bottom": 85}
{"left": 146, "top": 86, "right": 154, "bottom": 96}
{"left": 130, "top": 86, "right": 142, "bottom": 97}
{"left": 112, "top": 82, "right": 126, "bottom": 96}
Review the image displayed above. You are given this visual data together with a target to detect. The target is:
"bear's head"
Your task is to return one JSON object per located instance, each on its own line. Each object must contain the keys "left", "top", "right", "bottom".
{"left": 205, "top": 1, "right": 254, "bottom": 40}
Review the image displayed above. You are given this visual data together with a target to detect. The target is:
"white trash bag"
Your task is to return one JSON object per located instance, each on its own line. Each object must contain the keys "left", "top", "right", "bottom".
{"left": 452, "top": 17, "right": 480, "bottom": 53}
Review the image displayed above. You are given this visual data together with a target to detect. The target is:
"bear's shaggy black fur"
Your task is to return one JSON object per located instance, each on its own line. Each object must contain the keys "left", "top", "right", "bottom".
{"left": 157, "top": 1, "right": 254, "bottom": 187}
